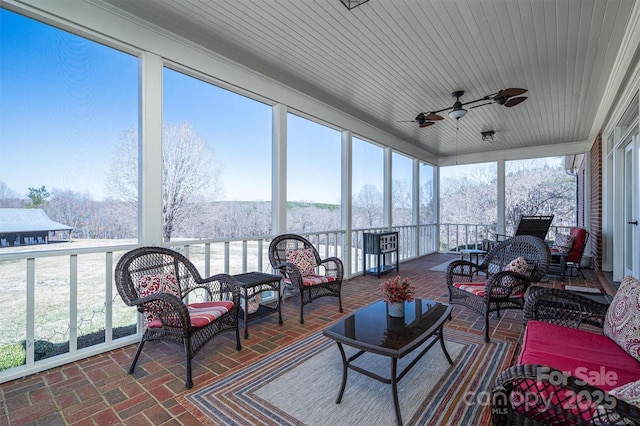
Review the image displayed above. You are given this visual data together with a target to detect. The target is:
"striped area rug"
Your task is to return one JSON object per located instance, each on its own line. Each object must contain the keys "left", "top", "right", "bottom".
{"left": 180, "top": 329, "right": 516, "bottom": 425}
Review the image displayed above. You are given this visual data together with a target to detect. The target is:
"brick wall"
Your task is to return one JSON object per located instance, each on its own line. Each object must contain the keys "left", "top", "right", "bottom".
{"left": 590, "top": 135, "right": 603, "bottom": 270}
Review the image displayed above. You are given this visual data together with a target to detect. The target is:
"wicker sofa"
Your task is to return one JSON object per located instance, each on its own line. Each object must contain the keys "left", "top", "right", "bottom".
{"left": 491, "top": 280, "right": 640, "bottom": 425}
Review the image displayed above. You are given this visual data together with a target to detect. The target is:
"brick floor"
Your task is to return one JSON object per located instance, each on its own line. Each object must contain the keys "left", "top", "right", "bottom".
{"left": 0, "top": 253, "right": 609, "bottom": 425}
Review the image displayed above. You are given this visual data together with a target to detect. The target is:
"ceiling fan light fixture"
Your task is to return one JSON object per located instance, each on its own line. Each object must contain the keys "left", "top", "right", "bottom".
{"left": 340, "top": 0, "right": 369, "bottom": 10}
{"left": 481, "top": 130, "right": 495, "bottom": 141}
{"left": 448, "top": 108, "right": 467, "bottom": 120}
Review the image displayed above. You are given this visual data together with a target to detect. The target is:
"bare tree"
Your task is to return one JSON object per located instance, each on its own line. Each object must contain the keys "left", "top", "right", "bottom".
{"left": 0, "top": 181, "right": 24, "bottom": 207}
{"left": 353, "top": 184, "right": 383, "bottom": 228}
{"left": 106, "top": 123, "right": 222, "bottom": 241}
{"left": 392, "top": 180, "right": 412, "bottom": 225}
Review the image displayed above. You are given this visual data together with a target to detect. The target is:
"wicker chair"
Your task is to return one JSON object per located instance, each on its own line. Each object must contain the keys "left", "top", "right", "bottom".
{"left": 485, "top": 215, "right": 554, "bottom": 250}
{"left": 115, "top": 246, "right": 241, "bottom": 389}
{"left": 446, "top": 235, "right": 551, "bottom": 342}
{"left": 268, "top": 234, "right": 343, "bottom": 324}
{"left": 491, "top": 288, "right": 640, "bottom": 425}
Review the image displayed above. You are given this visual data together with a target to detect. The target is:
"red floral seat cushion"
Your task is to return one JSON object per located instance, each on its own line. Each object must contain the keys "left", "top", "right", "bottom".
{"left": 147, "top": 300, "right": 234, "bottom": 328}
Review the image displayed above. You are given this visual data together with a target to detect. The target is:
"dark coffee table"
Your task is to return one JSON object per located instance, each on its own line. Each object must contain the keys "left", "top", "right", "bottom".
{"left": 323, "top": 299, "right": 453, "bottom": 426}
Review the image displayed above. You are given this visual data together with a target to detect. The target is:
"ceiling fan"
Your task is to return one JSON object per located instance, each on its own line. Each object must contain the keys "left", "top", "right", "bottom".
{"left": 411, "top": 88, "right": 528, "bottom": 128}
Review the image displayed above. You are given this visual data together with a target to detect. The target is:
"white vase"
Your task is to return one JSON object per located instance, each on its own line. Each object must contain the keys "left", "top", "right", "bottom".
{"left": 388, "top": 301, "right": 405, "bottom": 317}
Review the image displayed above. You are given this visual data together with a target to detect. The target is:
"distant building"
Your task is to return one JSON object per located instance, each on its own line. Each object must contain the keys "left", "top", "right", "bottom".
{"left": 0, "top": 208, "right": 73, "bottom": 247}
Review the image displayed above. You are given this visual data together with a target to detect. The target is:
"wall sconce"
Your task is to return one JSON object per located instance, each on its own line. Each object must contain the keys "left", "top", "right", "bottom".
{"left": 481, "top": 131, "right": 495, "bottom": 142}
{"left": 340, "top": 0, "right": 370, "bottom": 10}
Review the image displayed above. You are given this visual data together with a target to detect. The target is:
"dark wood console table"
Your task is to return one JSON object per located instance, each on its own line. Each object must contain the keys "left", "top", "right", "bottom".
{"left": 363, "top": 231, "right": 399, "bottom": 277}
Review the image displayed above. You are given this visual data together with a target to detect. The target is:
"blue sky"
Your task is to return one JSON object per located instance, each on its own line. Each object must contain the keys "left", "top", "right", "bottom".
{"left": 1, "top": 9, "right": 137, "bottom": 201}
{"left": 1, "top": 8, "right": 377, "bottom": 204}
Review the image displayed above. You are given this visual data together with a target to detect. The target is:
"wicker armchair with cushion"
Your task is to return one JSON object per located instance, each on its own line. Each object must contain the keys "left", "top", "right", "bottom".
{"left": 115, "top": 246, "right": 241, "bottom": 389}
{"left": 268, "top": 234, "right": 343, "bottom": 324}
{"left": 491, "top": 281, "right": 640, "bottom": 425}
{"left": 446, "top": 235, "right": 551, "bottom": 342}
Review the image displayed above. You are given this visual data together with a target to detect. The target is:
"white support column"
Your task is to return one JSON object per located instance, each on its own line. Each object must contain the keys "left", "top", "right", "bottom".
{"left": 434, "top": 166, "right": 441, "bottom": 252}
{"left": 272, "top": 104, "right": 287, "bottom": 235}
{"left": 412, "top": 159, "right": 420, "bottom": 257}
{"left": 583, "top": 151, "right": 592, "bottom": 257}
{"left": 139, "top": 52, "right": 163, "bottom": 245}
{"left": 497, "top": 159, "right": 506, "bottom": 236}
{"left": 341, "top": 130, "right": 353, "bottom": 277}
{"left": 384, "top": 147, "right": 393, "bottom": 229}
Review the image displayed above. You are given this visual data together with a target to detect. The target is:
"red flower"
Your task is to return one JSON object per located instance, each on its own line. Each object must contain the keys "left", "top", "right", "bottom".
{"left": 381, "top": 275, "right": 415, "bottom": 303}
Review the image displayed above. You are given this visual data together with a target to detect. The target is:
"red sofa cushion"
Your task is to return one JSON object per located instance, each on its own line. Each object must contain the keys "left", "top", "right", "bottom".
{"left": 518, "top": 320, "right": 640, "bottom": 391}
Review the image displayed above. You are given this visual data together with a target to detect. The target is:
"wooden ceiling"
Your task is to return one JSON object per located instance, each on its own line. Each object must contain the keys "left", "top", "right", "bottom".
{"left": 101, "top": 0, "right": 638, "bottom": 160}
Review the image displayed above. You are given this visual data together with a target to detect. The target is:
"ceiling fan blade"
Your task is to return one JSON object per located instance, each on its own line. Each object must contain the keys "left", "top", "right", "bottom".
{"left": 425, "top": 113, "right": 444, "bottom": 121}
{"left": 504, "top": 96, "right": 527, "bottom": 107}
{"left": 470, "top": 102, "right": 494, "bottom": 109}
{"left": 502, "top": 88, "right": 528, "bottom": 97}
{"left": 397, "top": 120, "right": 416, "bottom": 122}
{"left": 419, "top": 121, "right": 434, "bottom": 128}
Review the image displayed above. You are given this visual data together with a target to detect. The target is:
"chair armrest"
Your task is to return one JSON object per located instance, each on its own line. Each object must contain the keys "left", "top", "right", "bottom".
{"left": 132, "top": 292, "right": 191, "bottom": 332}
{"left": 446, "top": 259, "right": 487, "bottom": 286}
{"left": 318, "top": 256, "right": 344, "bottom": 280}
{"left": 484, "top": 271, "right": 533, "bottom": 300}
{"left": 492, "top": 364, "right": 640, "bottom": 426}
{"left": 193, "top": 273, "right": 241, "bottom": 306}
{"left": 271, "top": 261, "right": 304, "bottom": 286}
{"left": 523, "top": 288, "right": 609, "bottom": 330}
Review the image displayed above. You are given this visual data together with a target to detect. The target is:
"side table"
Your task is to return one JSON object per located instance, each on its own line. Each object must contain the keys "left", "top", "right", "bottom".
{"left": 459, "top": 248, "right": 487, "bottom": 264}
{"left": 233, "top": 272, "right": 283, "bottom": 339}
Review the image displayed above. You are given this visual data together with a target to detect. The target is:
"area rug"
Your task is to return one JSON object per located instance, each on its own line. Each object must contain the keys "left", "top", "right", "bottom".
{"left": 428, "top": 260, "right": 455, "bottom": 272}
{"left": 180, "top": 329, "right": 516, "bottom": 425}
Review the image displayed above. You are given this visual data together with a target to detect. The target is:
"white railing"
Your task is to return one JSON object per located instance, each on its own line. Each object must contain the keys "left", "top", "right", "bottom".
{"left": 439, "top": 223, "right": 575, "bottom": 252}
{"left": 0, "top": 225, "right": 439, "bottom": 384}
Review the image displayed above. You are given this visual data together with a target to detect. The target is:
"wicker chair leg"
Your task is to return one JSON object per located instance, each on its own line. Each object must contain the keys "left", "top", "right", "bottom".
{"left": 235, "top": 326, "right": 242, "bottom": 351}
{"left": 184, "top": 339, "right": 193, "bottom": 389}
{"left": 129, "top": 339, "right": 146, "bottom": 374}
{"left": 338, "top": 294, "right": 343, "bottom": 313}
{"left": 578, "top": 266, "right": 586, "bottom": 279}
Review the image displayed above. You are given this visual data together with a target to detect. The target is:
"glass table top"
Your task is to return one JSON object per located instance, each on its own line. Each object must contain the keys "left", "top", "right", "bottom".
{"left": 323, "top": 299, "right": 451, "bottom": 357}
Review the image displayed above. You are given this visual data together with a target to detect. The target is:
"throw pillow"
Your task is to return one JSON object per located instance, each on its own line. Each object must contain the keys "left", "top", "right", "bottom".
{"left": 241, "top": 293, "right": 262, "bottom": 315}
{"left": 553, "top": 234, "right": 575, "bottom": 254}
{"left": 139, "top": 272, "right": 180, "bottom": 324}
{"left": 503, "top": 256, "right": 528, "bottom": 287}
{"left": 285, "top": 248, "right": 317, "bottom": 276}
{"left": 595, "top": 378, "right": 640, "bottom": 424}
{"left": 604, "top": 276, "right": 640, "bottom": 362}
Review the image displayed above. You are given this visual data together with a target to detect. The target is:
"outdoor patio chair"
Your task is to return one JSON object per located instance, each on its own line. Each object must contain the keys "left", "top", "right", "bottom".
{"left": 115, "top": 246, "right": 241, "bottom": 389}
{"left": 484, "top": 214, "right": 554, "bottom": 251}
{"left": 550, "top": 226, "right": 590, "bottom": 279}
{"left": 269, "top": 234, "right": 343, "bottom": 324}
{"left": 446, "top": 235, "right": 551, "bottom": 342}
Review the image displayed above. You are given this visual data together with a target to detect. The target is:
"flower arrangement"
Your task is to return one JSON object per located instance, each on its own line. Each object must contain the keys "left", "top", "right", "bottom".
{"left": 381, "top": 275, "right": 415, "bottom": 303}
